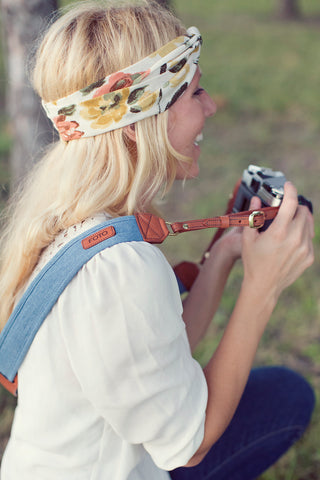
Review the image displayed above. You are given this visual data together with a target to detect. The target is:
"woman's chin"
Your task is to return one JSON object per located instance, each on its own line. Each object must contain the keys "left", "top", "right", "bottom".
{"left": 175, "top": 164, "right": 199, "bottom": 180}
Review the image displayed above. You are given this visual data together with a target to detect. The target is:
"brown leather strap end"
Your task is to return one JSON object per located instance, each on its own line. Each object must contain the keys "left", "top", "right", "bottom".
{"left": 135, "top": 213, "right": 170, "bottom": 244}
{"left": 0, "top": 372, "right": 18, "bottom": 396}
{"left": 171, "top": 206, "right": 279, "bottom": 234}
{"left": 228, "top": 207, "right": 279, "bottom": 228}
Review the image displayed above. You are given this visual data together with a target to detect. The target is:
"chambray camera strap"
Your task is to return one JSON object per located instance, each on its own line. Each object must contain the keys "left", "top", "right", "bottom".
{"left": 0, "top": 208, "right": 279, "bottom": 396}
{"left": 0, "top": 216, "right": 147, "bottom": 395}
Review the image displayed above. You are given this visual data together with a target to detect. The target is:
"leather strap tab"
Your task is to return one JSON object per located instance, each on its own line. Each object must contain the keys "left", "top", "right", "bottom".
{"left": 135, "top": 213, "right": 170, "bottom": 243}
{"left": 0, "top": 373, "right": 18, "bottom": 397}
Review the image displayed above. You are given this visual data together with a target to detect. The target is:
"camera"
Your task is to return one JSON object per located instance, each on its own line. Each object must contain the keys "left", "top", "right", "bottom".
{"left": 233, "top": 165, "right": 313, "bottom": 230}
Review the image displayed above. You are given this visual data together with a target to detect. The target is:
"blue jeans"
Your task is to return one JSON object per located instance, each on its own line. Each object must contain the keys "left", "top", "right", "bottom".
{"left": 170, "top": 366, "right": 315, "bottom": 480}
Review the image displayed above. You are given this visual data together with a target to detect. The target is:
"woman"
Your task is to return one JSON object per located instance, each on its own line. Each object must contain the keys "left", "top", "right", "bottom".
{"left": 0, "top": 1, "right": 315, "bottom": 479}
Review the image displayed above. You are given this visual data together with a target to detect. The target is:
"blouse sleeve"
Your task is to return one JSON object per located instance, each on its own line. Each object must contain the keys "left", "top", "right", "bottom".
{"left": 57, "top": 241, "right": 208, "bottom": 470}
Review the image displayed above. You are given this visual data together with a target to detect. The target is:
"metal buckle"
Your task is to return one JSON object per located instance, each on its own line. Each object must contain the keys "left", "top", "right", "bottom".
{"left": 248, "top": 211, "right": 264, "bottom": 229}
{"left": 165, "top": 222, "right": 177, "bottom": 236}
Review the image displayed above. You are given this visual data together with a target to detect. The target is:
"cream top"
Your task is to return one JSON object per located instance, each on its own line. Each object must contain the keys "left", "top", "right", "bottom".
{"left": 1, "top": 214, "right": 207, "bottom": 480}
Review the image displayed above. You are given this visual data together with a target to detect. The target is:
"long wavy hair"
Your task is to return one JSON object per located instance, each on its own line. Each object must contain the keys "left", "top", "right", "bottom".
{"left": 0, "top": 0, "right": 190, "bottom": 329}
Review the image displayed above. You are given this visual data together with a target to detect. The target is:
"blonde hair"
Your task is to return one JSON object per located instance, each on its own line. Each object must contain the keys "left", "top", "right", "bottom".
{"left": 0, "top": 0, "right": 191, "bottom": 329}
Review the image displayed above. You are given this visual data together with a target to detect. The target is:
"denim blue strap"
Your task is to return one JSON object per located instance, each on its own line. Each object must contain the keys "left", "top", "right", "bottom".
{"left": 0, "top": 216, "right": 143, "bottom": 384}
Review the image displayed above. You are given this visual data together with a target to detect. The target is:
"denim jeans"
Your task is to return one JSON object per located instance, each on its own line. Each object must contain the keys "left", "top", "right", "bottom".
{"left": 170, "top": 366, "right": 315, "bottom": 480}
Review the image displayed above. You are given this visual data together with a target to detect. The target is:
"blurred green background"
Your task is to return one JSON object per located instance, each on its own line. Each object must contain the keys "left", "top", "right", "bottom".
{"left": 1, "top": 1, "right": 320, "bottom": 478}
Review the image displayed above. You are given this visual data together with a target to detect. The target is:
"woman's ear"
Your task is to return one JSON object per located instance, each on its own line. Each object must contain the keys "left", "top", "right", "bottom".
{"left": 123, "top": 124, "right": 136, "bottom": 142}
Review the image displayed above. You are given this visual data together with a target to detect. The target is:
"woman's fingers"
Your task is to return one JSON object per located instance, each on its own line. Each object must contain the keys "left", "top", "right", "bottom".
{"left": 294, "top": 204, "right": 315, "bottom": 239}
{"left": 241, "top": 183, "right": 314, "bottom": 296}
{"left": 270, "top": 182, "right": 298, "bottom": 231}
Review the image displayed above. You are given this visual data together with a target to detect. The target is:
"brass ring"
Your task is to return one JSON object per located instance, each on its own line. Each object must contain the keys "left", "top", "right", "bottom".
{"left": 248, "top": 211, "right": 264, "bottom": 229}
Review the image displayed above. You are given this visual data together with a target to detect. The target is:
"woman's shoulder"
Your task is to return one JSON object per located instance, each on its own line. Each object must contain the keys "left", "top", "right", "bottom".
{"left": 49, "top": 213, "right": 179, "bottom": 303}
{"left": 33, "top": 212, "right": 170, "bottom": 276}
{"left": 31, "top": 213, "right": 180, "bottom": 315}
{"left": 32, "top": 213, "right": 111, "bottom": 278}
{"left": 83, "top": 238, "right": 174, "bottom": 294}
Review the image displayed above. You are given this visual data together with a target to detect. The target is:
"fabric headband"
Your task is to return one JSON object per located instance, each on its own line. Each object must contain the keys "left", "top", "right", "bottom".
{"left": 42, "top": 26, "right": 202, "bottom": 141}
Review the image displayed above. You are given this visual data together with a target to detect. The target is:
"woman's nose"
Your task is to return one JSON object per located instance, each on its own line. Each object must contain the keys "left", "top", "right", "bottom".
{"left": 203, "top": 92, "right": 217, "bottom": 117}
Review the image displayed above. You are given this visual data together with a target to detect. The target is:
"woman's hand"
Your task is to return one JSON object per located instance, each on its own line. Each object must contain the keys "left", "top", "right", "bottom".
{"left": 242, "top": 181, "right": 314, "bottom": 304}
{"left": 215, "top": 226, "right": 243, "bottom": 263}
{"left": 185, "top": 181, "right": 314, "bottom": 467}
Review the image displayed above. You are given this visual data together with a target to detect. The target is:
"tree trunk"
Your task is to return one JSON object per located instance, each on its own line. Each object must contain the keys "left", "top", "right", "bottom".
{"left": 278, "top": 0, "right": 301, "bottom": 20}
{"left": 1, "top": 0, "right": 58, "bottom": 191}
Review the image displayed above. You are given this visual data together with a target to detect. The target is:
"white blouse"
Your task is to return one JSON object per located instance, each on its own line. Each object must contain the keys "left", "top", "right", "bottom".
{"left": 1, "top": 214, "right": 208, "bottom": 480}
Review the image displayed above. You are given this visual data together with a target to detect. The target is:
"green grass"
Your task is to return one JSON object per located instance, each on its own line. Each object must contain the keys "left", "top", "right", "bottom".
{"left": 1, "top": 1, "right": 320, "bottom": 478}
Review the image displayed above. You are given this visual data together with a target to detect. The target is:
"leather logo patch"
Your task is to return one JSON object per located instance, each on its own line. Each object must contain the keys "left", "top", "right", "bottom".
{"left": 82, "top": 226, "right": 116, "bottom": 249}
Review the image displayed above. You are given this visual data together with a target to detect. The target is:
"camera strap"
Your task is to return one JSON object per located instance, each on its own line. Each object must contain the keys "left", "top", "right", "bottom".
{"left": 0, "top": 205, "right": 279, "bottom": 396}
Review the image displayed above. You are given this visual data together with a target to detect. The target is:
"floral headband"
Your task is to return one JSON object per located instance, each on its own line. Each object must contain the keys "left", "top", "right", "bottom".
{"left": 42, "top": 26, "right": 202, "bottom": 141}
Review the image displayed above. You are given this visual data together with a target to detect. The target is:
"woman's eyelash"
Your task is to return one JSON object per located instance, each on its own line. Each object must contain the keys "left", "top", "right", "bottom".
{"left": 193, "top": 88, "right": 204, "bottom": 96}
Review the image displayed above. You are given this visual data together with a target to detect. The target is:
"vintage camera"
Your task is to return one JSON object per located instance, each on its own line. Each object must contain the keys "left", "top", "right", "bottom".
{"left": 233, "top": 165, "right": 313, "bottom": 230}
